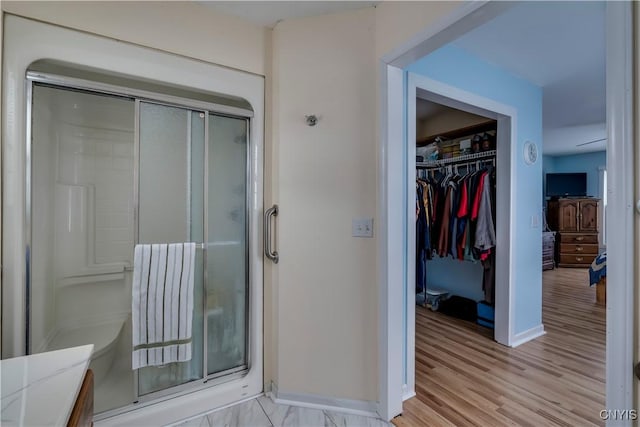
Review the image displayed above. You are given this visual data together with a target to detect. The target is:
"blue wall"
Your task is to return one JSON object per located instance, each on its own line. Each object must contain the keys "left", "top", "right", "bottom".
{"left": 545, "top": 151, "right": 605, "bottom": 198}
{"left": 407, "top": 45, "right": 543, "bottom": 335}
{"left": 542, "top": 155, "right": 556, "bottom": 205}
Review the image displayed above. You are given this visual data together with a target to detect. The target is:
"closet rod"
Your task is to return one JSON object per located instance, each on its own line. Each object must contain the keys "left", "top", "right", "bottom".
{"left": 417, "top": 149, "right": 496, "bottom": 169}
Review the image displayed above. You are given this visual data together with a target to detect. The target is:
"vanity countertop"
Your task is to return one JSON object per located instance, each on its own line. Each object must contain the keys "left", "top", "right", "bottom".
{"left": 1, "top": 344, "right": 94, "bottom": 426}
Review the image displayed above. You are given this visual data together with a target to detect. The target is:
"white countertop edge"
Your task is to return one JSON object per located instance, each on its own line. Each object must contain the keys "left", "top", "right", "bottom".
{"left": 1, "top": 344, "right": 94, "bottom": 426}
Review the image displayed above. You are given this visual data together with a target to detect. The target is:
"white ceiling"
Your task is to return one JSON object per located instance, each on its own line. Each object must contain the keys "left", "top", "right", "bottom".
{"left": 199, "top": 1, "right": 379, "bottom": 28}
{"left": 452, "top": 1, "right": 606, "bottom": 154}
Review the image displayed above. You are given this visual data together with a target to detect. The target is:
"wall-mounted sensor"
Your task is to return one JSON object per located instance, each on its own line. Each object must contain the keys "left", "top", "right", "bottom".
{"left": 305, "top": 115, "right": 318, "bottom": 126}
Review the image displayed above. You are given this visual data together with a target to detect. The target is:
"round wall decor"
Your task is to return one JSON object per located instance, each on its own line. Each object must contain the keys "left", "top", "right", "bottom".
{"left": 524, "top": 141, "right": 538, "bottom": 165}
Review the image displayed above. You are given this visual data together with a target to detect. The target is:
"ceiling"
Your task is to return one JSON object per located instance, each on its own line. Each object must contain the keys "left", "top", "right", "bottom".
{"left": 451, "top": 1, "right": 606, "bottom": 153}
{"left": 199, "top": 1, "right": 379, "bottom": 28}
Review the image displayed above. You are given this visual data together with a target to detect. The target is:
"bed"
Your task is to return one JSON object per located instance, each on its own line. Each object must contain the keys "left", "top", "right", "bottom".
{"left": 589, "top": 251, "right": 607, "bottom": 305}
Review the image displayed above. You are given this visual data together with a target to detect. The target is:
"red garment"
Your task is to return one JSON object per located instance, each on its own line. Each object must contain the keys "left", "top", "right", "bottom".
{"left": 471, "top": 171, "right": 488, "bottom": 220}
{"left": 457, "top": 179, "right": 468, "bottom": 218}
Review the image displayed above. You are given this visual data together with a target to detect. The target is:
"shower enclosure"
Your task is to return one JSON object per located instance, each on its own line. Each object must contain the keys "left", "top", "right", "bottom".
{"left": 26, "top": 71, "right": 253, "bottom": 415}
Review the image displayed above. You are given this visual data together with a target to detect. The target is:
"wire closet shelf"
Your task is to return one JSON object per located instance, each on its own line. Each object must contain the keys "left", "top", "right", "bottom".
{"left": 417, "top": 149, "right": 496, "bottom": 169}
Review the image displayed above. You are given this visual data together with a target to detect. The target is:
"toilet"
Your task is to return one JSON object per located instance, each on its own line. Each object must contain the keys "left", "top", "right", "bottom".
{"left": 49, "top": 319, "right": 126, "bottom": 384}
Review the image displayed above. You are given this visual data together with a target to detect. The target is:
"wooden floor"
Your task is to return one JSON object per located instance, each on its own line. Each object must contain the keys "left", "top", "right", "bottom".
{"left": 393, "top": 268, "right": 606, "bottom": 427}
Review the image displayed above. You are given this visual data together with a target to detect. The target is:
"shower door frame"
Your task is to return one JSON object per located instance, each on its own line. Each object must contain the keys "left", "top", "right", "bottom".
{"left": 24, "top": 72, "right": 255, "bottom": 418}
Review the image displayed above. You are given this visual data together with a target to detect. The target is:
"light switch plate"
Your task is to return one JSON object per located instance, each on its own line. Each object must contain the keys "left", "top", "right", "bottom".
{"left": 530, "top": 214, "right": 540, "bottom": 228}
{"left": 352, "top": 218, "right": 374, "bottom": 237}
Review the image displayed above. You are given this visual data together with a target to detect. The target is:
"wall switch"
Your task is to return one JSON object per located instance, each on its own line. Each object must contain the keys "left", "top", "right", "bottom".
{"left": 530, "top": 214, "right": 540, "bottom": 228}
{"left": 352, "top": 218, "right": 374, "bottom": 237}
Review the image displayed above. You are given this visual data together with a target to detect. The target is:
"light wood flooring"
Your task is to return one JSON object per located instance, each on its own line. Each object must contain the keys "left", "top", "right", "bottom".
{"left": 393, "top": 268, "right": 605, "bottom": 427}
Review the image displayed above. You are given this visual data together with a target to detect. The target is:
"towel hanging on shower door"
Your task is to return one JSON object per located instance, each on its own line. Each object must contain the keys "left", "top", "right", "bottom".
{"left": 132, "top": 242, "right": 196, "bottom": 369}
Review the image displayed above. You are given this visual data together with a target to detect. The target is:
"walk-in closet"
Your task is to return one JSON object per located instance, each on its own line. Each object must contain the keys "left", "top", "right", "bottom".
{"left": 414, "top": 98, "right": 498, "bottom": 335}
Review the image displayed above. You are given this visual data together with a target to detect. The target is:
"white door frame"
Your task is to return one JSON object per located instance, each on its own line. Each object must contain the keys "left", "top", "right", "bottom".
{"left": 378, "top": 1, "right": 634, "bottom": 422}
{"left": 405, "top": 74, "right": 516, "bottom": 398}
{"left": 604, "top": 1, "right": 634, "bottom": 418}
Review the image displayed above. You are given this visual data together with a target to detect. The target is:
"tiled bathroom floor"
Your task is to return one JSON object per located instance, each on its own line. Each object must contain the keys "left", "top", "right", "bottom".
{"left": 171, "top": 395, "right": 392, "bottom": 427}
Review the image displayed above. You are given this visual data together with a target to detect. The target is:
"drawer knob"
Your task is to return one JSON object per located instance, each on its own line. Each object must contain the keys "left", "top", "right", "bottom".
{"left": 576, "top": 257, "right": 584, "bottom": 262}
{"left": 576, "top": 237, "right": 584, "bottom": 241}
{"left": 576, "top": 247, "right": 583, "bottom": 251}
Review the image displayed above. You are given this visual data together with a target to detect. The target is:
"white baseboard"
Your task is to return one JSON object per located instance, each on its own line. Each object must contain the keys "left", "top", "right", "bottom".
{"left": 402, "top": 390, "right": 416, "bottom": 401}
{"left": 401, "top": 383, "right": 415, "bottom": 401}
{"left": 269, "top": 382, "right": 379, "bottom": 418}
{"left": 510, "top": 324, "right": 546, "bottom": 347}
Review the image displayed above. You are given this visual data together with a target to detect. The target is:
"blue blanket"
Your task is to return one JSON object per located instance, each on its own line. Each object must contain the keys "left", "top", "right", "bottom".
{"left": 589, "top": 251, "right": 607, "bottom": 287}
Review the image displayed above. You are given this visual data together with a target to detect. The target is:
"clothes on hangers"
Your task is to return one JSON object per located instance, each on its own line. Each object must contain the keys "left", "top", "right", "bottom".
{"left": 415, "top": 177, "right": 436, "bottom": 293}
{"left": 415, "top": 159, "right": 497, "bottom": 302}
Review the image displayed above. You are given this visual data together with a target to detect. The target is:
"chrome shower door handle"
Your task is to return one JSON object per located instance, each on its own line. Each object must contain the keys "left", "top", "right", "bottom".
{"left": 264, "top": 204, "right": 279, "bottom": 264}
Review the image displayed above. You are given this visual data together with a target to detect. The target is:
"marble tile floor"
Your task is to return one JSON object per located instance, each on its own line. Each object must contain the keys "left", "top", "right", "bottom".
{"left": 171, "top": 395, "right": 392, "bottom": 427}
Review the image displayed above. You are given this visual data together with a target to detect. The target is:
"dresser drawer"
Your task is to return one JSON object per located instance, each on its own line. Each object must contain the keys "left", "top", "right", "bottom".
{"left": 559, "top": 233, "right": 598, "bottom": 244}
{"left": 560, "top": 243, "right": 598, "bottom": 255}
{"left": 559, "top": 254, "right": 593, "bottom": 265}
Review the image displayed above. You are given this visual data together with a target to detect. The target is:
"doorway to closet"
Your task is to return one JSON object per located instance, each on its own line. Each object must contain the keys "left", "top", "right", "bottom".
{"left": 414, "top": 99, "right": 498, "bottom": 334}
{"left": 405, "top": 79, "right": 516, "bottom": 404}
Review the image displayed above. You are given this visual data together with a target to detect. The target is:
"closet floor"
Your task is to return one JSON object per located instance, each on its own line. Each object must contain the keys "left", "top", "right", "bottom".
{"left": 394, "top": 268, "right": 605, "bottom": 427}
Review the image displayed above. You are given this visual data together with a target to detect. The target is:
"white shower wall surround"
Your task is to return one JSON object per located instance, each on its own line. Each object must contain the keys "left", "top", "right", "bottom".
{"left": 3, "top": 15, "right": 265, "bottom": 425}
{"left": 31, "top": 85, "right": 137, "bottom": 412}
{"left": 32, "top": 89, "right": 134, "bottom": 355}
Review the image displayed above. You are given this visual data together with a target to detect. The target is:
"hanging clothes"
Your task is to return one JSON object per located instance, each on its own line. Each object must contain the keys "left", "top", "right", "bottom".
{"left": 415, "top": 158, "right": 497, "bottom": 303}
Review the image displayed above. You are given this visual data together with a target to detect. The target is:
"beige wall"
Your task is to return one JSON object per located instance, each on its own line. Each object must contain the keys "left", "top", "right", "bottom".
{"left": 2, "top": 1, "right": 268, "bottom": 76}
{"left": 375, "top": 1, "right": 459, "bottom": 59}
{"left": 271, "top": 7, "right": 378, "bottom": 400}
{"left": 270, "top": 2, "right": 462, "bottom": 402}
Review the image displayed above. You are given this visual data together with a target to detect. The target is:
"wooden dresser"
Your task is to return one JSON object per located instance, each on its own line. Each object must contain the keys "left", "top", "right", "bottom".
{"left": 547, "top": 198, "right": 599, "bottom": 268}
{"left": 542, "top": 232, "right": 555, "bottom": 270}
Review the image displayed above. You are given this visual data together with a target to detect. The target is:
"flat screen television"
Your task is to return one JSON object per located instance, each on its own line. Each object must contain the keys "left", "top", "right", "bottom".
{"left": 546, "top": 173, "right": 587, "bottom": 198}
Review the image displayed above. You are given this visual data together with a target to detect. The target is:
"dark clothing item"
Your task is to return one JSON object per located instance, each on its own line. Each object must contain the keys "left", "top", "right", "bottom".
{"left": 438, "top": 186, "right": 453, "bottom": 257}
{"left": 482, "top": 251, "right": 496, "bottom": 304}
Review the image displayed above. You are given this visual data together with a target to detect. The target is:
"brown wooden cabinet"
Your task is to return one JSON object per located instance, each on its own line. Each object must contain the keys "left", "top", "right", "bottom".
{"left": 547, "top": 198, "right": 600, "bottom": 268}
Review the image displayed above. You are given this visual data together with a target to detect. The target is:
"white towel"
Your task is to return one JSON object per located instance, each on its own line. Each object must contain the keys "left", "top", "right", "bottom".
{"left": 132, "top": 243, "right": 196, "bottom": 369}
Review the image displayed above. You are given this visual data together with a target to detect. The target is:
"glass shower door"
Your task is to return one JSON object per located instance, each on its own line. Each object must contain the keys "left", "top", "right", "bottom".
{"left": 136, "top": 103, "right": 250, "bottom": 396}
{"left": 137, "top": 102, "right": 205, "bottom": 395}
{"left": 206, "top": 114, "right": 249, "bottom": 376}
{"left": 24, "top": 69, "right": 258, "bottom": 416}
